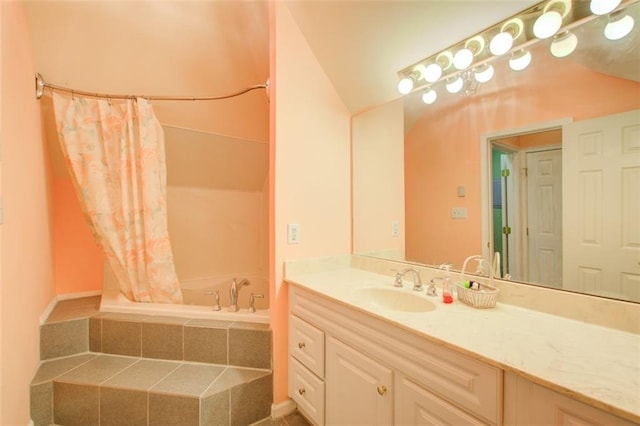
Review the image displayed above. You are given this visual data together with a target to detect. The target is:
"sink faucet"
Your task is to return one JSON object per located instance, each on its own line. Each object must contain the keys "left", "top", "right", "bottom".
{"left": 229, "top": 278, "right": 250, "bottom": 312}
{"left": 394, "top": 268, "right": 423, "bottom": 291}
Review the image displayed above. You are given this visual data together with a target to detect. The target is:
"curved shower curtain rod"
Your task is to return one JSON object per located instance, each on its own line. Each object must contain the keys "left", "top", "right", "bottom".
{"left": 35, "top": 73, "right": 269, "bottom": 101}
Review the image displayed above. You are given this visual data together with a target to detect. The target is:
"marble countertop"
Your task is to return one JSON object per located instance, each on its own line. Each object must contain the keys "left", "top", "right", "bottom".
{"left": 285, "top": 266, "right": 640, "bottom": 423}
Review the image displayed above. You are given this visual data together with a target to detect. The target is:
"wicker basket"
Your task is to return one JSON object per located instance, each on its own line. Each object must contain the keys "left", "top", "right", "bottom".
{"left": 455, "top": 282, "right": 499, "bottom": 309}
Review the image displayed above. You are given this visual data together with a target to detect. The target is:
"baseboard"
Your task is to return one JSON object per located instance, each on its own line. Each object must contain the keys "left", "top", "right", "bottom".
{"left": 271, "top": 398, "right": 297, "bottom": 419}
{"left": 39, "top": 296, "right": 59, "bottom": 325}
{"left": 40, "top": 290, "right": 103, "bottom": 325}
{"left": 57, "top": 290, "right": 102, "bottom": 301}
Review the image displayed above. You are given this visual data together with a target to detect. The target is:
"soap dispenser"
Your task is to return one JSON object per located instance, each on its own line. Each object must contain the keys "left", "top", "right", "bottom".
{"left": 439, "top": 263, "right": 454, "bottom": 304}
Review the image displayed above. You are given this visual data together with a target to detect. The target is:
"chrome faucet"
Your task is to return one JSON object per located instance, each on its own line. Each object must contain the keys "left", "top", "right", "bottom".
{"left": 394, "top": 268, "right": 423, "bottom": 291}
{"left": 229, "top": 278, "right": 250, "bottom": 312}
{"left": 248, "top": 293, "right": 264, "bottom": 313}
{"left": 205, "top": 289, "right": 221, "bottom": 311}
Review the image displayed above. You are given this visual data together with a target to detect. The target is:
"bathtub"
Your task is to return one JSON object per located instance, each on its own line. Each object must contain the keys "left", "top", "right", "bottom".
{"left": 100, "top": 267, "right": 270, "bottom": 324}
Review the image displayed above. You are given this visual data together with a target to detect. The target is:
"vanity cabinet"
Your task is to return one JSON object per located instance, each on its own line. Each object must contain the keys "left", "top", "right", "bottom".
{"left": 504, "top": 373, "right": 636, "bottom": 426}
{"left": 395, "top": 373, "right": 489, "bottom": 425}
{"left": 288, "top": 284, "right": 501, "bottom": 425}
{"left": 325, "top": 336, "right": 393, "bottom": 425}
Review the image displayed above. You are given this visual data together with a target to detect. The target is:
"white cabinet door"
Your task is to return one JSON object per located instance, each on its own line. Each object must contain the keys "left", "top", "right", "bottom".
{"left": 504, "top": 372, "right": 637, "bottom": 426}
{"left": 395, "top": 373, "right": 488, "bottom": 426}
{"left": 325, "top": 336, "right": 393, "bottom": 426}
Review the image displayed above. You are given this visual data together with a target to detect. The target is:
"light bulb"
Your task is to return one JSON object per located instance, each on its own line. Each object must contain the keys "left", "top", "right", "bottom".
{"left": 422, "top": 89, "right": 437, "bottom": 104}
{"left": 590, "top": 0, "right": 621, "bottom": 15}
{"left": 446, "top": 76, "right": 464, "bottom": 94}
{"left": 533, "top": 10, "right": 563, "bottom": 39}
{"left": 605, "top": 14, "right": 634, "bottom": 40}
{"left": 489, "top": 32, "right": 514, "bottom": 55}
{"left": 397, "top": 76, "right": 414, "bottom": 95}
{"left": 435, "top": 51, "right": 454, "bottom": 71}
{"left": 413, "top": 64, "right": 427, "bottom": 81}
{"left": 424, "top": 63, "right": 443, "bottom": 82}
{"left": 453, "top": 48, "right": 474, "bottom": 70}
{"left": 550, "top": 31, "right": 578, "bottom": 57}
{"left": 509, "top": 50, "right": 532, "bottom": 71}
{"left": 474, "top": 64, "right": 495, "bottom": 83}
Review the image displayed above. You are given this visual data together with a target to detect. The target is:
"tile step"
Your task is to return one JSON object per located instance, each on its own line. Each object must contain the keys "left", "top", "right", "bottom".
{"left": 33, "top": 296, "right": 274, "bottom": 425}
{"left": 40, "top": 296, "right": 272, "bottom": 368}
{"left": 31, "top": 353, "right": 273, "bottom": 426}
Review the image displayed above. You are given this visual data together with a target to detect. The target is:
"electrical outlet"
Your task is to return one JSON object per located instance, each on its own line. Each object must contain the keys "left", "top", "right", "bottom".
{"left": 451, "top": 207, "right": 467, "bottom": 219}
{"left": 287, "top": 223, "right": 300, "bottom": 244}
{"left": 391, "top": 220, "right": 400, "bottom": 237}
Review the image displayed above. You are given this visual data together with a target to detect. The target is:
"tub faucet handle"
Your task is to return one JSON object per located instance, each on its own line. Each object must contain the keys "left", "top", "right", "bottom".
{"left": 205, "top": 290, "right": 221, "bottom": 311}
{"left": 249, "top": 293, "right": 264, "bottom": 313}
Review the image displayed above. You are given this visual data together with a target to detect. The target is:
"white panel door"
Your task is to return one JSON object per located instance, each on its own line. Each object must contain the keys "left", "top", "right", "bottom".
{"left": 325, "top": 336, "right": 393, "bottom": 426}
{"left": 527, "top": 149, "right": 563, "bottom": 287}
{"left": 563, "top": 109, "right": 640, "bottom": 300}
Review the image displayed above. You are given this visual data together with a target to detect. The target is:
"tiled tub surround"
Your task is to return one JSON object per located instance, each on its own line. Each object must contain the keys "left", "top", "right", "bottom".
{"left": 33, "top": 296, "right": 273, "bottom": 426}
{"left": 284, "top": 256, "right": 640, "bottom": 424}
{"left": 101, "top": 266, "right": 270, "bottom": 321}
{"left": 100, "top": 286, "right": 270, "bottom": 323}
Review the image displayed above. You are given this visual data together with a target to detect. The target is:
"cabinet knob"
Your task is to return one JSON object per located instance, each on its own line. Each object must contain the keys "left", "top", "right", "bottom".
{"left": 298, "top": 388, "right": 306, "bottom": 396}
{"left": 377, "top": 385, "right": 387, "bottom": 396}
{"left": 298, "top": 342, "right": 306, "bottom": 349}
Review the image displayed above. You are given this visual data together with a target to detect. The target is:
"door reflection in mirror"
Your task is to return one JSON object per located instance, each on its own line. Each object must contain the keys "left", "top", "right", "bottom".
{"left": 489, "top": 129, "right": 562, "bottom": 287}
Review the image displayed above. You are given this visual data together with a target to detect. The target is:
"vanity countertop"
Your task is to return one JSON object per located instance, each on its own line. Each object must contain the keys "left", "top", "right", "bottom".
{"left": 285, "top": 266, "right": 640, "bottom": 424}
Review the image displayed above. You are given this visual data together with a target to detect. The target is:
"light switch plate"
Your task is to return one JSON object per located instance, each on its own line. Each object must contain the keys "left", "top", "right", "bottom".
{"left": 287, "top": 223, "right": 300, "bottom": 244}
{"left": 451, "top": 207, "right": 467, "bottom": 219}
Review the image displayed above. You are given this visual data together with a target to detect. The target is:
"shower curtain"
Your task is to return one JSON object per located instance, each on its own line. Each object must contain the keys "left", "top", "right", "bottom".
{"left": 52, "top": 93, "right": 183, "bottom": 303}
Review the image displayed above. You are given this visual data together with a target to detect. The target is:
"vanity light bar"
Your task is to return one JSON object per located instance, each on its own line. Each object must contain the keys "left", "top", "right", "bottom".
{"left": 396, "top": 0, "right": 638, "bottom": 102}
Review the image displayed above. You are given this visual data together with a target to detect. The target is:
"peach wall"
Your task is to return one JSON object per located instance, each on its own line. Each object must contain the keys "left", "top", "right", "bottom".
{"left": 25, "top": 1, "right": 270, "bottom": 144}
{"left": 52, "top": 177, "right": 102, "bottom": 294}
{"left": 271, "top": 2, "right": 352, "bottom": 403}
{"left": 0, "top": 2, "right": 3, "bottom": 420}
{"left": 352, "top": 99, "right": 405, "bottom": 257}
{"left": 406, "top": 53, "right": 640, "bottom": 270}
{"left": 1, "top": 2, "right": 55, "bottom": 423}
{"left": 167, "top": 186, "right": 267, "bottom": 281}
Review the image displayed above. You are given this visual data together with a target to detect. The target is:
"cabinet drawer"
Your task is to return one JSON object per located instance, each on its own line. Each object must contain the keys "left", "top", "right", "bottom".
{"left": 289, "top": 356, "right": 325, "bottom": 426}
{"left": 395, "top": 373, "right": 488, "bottom": 425}
{"left": 289, "top": 315, "right": 325, "bottom": 377}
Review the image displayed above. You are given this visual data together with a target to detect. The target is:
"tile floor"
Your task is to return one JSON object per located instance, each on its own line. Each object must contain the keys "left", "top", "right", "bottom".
{"left": 254, "top": 410, "right": 312, "bottom": 426}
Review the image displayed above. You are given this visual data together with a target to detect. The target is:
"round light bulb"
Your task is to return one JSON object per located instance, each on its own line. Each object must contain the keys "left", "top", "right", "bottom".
{"left": 550, "top": 32, "right": 578, "bottom": 57}
{"left": 474, "top": 64, "right": 495, "bottom": 83}
{"left": 424, "top": 63, "right": 443, "bottom": 83}
{"left": 446, "top": 76, "right": 464, "bottom": 94}
{"left": 605, "top": 14, "right": 635, "bottom": 40}
{"left": 509, "top": 50, "right": 532, "bottom": 71}
{"left": 590, "top": 0, "right": 621, "bottom": 15}
{"left": 533, "top": 11, "right": 563, "bottom": 39}
{"left": 422, "top": 89, "right": 437, "bottom": 105}
{"left": 489, "top": 32, "right": 514, "bottom": 56}
{"left": 412, "top": 64, "right": 427, "bottom": 81}
{"left": 397, "top": 77, "right": 414, "bottom": 95}
{"left": 453, "top": 48, "right": 473, "bottom": 70}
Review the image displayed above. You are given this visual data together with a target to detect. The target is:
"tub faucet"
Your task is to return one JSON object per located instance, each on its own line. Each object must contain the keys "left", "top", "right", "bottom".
{"left": 205, "top": 290, "right": 221, "bottom": 311}
{"left": 395, "top": 268, "right": 423, "bottom": 291}
{"left": 249, "top": 293, "right": 264, "bottom": 313}
{"left": 229, "top": 278, "right": 250, "bottom": 312}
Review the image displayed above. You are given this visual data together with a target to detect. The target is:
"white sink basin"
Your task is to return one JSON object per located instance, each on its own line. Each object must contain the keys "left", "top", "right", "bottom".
{"left": 353, "top": 287, "right": 436, "bottom": 313}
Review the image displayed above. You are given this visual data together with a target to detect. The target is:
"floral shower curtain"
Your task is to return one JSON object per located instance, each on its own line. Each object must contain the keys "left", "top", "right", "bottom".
{"left": 53, "top": 93, "right": 183, "bottom": 303}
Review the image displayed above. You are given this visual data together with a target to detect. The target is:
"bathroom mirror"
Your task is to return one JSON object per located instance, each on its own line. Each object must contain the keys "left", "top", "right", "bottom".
{"left": 353, "top": 2, "right": 640, "bottom": 303}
